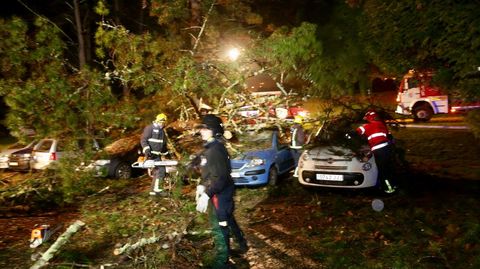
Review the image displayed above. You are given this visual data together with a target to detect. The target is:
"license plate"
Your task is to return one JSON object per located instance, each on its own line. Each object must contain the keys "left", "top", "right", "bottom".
{"left": 231, "top": 172, "right": 240, "bottom": 178}
{"left": 9, "top": 162, "right": 19, "bottom": 166}
{"left": 316, "top": 174, "right": 343, "bottom": 181}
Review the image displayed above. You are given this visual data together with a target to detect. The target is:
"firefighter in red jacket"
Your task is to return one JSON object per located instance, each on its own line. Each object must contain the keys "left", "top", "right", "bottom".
{"left": 356, "top": 110, "right": 396, "bottom": 194}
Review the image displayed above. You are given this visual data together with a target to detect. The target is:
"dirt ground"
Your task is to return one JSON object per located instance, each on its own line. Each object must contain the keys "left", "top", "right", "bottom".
{"left": 1, "top": 168, "right": 480, "bottom": 268}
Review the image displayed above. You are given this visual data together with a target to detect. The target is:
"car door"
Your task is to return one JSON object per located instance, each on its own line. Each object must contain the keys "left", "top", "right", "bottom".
{"left": 272, "top": 132, "right": 295, "bottom": 174}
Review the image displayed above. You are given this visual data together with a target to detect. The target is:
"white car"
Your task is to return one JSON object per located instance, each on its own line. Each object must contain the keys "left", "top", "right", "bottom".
{"left": 30, "top": 139, "right": 65, "bottom": 170}
{"left": 297, "top": 118, "right": 379, "bottom": 189}
{"left": 297, "top": 145, "right": 378, "bottom": 188}
{"left": 31, "top": 137, "right": 138, "bottom": 179}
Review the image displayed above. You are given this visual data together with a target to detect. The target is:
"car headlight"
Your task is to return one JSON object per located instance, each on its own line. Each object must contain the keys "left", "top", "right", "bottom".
{"left": 245, "top": 158, "right": 264, "bottom": 168}
{"left": 302, "top": 151, "right": 310, "bottom": 161}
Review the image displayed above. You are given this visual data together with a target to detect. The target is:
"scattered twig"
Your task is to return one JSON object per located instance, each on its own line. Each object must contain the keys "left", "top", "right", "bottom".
{"left": 88, "top": 186, "right": 110, "bottom": 197}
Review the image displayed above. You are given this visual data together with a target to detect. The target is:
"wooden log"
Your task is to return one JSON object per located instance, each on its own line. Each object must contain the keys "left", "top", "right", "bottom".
{"left": 113, "top": 234, "right": 163, "bottom": 256}
{"left": 30, "top": 220, "right": 86, "bottom": 269}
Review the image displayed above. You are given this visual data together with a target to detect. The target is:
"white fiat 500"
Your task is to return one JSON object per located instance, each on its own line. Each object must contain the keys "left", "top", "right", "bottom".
{"left": 297, "top": 119, "right": 379, "bottom": 189}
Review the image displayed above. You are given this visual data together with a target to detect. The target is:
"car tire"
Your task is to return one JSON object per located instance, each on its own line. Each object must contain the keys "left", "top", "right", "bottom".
{"left": 268, "top": 166, "right": 278, "bottom": 186}
{"left": 413, "top": 104, "right": 433, "bottom": 122}
{"left": 109, "top": 159, "right": 132, "bottom": 179}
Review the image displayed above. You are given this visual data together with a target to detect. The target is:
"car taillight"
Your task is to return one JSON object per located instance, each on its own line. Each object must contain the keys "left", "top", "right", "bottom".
{"left": 50, "top": 152, "right": 56, "bottom": 160}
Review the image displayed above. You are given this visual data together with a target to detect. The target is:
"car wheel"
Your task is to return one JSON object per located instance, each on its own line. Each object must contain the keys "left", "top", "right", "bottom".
{"left": 268, "top": 166, "right": 278, "bottom": 186}
{"left": 115, "top": 162, "right": 132, "bottom": 179}
{"left": 108, "top": 159, "right": 132, "bottom": 179}
{"left": 413, "top": 104, "right": 433, "bottom": 121}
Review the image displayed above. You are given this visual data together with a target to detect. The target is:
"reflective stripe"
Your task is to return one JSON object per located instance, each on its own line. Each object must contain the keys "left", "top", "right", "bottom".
{"left": 218, "top": 221, "right": 228, "bottom": 227}
{"left": 367, "top": 132, "right": 387, "bottom": 140}
{"left": 151, "top": 150, "right": 162, "bottom": 155}
{"left": 371, "top": 142, "right": 388, "bottom": 151}
{"left": 290, "top": 146, "right": 302, "bottom": 149}
{"left": 358, "top": 126, "right": 365, "bottom": 135}
{"left": 148, "top": 138, "right": 164, "bottom": 143}
{"left": 153, "top": 178, "right": 162, "bottom": 192}
{"left": 291, "top": 128, "right": 298, "bottom": 148}
{"left": 143, "top": 146, "right": 150, "bottom": 153}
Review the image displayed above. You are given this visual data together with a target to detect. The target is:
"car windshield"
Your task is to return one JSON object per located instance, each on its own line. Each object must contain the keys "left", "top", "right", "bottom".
{"left": 229, "top": 130, "right": 275, "bottom": 158}
{"left": 308, "top": 117, "right": 365, "bottom": 150}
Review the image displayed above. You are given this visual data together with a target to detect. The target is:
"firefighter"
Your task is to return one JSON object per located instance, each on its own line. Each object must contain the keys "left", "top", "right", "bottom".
{"left": 140, "top": 113, "right": 169, "bottom": 196}
{"left": 290, "top": 115, "right": 305, "bottom": 166}
{"left": 356, "top": 110, "right": 396, "bottom": 194}
{"left": 195, "top": 114, "right": 248, "bottom": 268}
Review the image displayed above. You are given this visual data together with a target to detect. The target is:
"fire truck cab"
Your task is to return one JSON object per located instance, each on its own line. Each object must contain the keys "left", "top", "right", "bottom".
{"left": 395, "top": 70, "right": 449, "bottom": 121}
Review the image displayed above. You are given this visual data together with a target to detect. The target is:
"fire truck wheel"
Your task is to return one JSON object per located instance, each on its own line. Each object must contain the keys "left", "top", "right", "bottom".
{"left": 413, "top": 104, "right": 433, "bottom": 122}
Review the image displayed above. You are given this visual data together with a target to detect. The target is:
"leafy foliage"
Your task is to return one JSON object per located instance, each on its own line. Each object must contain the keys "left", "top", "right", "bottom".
{"left": 361, "top": 0, "right": 480, "bottom": 97}
{"left": 253, "top": 2, "right": 371, "bottom": 97}
{"left": 94, "top": 22, "right": 182, "bottom": 96}
{"left": 0, "top": 17, "right": 114, "bottom": 139}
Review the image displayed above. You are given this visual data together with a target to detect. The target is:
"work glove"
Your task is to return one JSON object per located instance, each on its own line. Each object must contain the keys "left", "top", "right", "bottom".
{"left": 196, "top": 192, "right": 210, "bottom": 213}
{"left": 144, "top": 148, "right": 151, "bottom": 157}
{"left": 195, "top": 185, "right": 206, "bottom": 202}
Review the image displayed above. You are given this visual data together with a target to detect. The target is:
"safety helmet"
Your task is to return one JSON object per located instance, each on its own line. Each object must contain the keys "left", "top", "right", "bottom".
{"left": 363, "top": 110, "right": 379, "bottom": 122}
{"left": 294, "top": 115, "right": 304, "bottom": 124}
{"left": 154, "top": 113, "right": 167, "bottom": 123}
{"left": 198, "top": 114, "right": 224, "bottom": 136}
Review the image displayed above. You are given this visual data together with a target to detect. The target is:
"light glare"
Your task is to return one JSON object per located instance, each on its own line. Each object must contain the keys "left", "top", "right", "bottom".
{"left": 227, "top": 48, "right": 240, "bottom": 61}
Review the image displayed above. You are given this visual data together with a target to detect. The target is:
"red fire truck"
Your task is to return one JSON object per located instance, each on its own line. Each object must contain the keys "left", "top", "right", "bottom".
{"left": 395, "top": 70, "right": 480, "bottom": 121}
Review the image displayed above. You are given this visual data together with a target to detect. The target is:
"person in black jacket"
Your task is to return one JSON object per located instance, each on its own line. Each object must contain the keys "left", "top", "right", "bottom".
{"left": 195, "top": 114, "right": 248, "bottom": 268}
{"left": 140, "top": 113, "right": 169, "bottom": 196}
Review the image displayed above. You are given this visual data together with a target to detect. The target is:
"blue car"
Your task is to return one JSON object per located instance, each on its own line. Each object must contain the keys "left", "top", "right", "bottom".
{"left": 230, "top": 130, "right": 295, "bottom": 186}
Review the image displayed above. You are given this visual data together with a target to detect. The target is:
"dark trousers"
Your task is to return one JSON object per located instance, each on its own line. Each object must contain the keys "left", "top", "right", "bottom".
{"left": 209, "top": 185, "right": 247, "bottom": 267}
{"left": 373, "top": 144, "right": 395, "bottom": 190}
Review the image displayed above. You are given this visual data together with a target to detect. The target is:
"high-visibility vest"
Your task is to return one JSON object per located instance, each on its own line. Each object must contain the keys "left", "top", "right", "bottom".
{"left": 356, "top": 121, "right": 389, "bottom": 151}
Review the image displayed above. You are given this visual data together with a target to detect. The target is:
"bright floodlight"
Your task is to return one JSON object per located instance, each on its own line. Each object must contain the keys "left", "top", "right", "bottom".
{"left": 227, "top": 48, "right": 240, "bottom": 61}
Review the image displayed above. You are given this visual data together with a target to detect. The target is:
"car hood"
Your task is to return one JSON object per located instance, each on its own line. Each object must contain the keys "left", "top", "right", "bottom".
{"left": 231, "top": 149, "right": 274, "bottom": 168}
{"left": 305, "top": 146, "right": 354, "bottom": 158}
{"left": 234, "top": 148, "right": 274, "bottom": 160}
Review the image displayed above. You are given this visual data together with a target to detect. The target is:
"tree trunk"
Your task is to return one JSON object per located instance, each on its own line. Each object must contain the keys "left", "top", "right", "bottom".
{"left": 113, "top": 0, "right": 121, "bottom": 25}
{"left": 190, "top": 0, "right": 202, "bottom": 26}
{"left": 73, "top": 0, "right": 86, "bottom": 68}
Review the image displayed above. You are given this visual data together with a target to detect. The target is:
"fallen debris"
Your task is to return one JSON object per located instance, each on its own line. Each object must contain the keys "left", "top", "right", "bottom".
{"left": 30, "top": 220, "right": 86, "bottom": 269}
